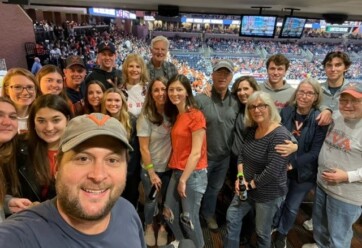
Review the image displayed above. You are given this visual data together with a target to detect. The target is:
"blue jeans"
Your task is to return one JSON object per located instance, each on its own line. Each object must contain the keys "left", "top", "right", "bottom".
{"left": 224, "top": 194, "right": 285, "bottom": 248}
{"left": 313, "top": 185, "right": 362, "bottom": 248}
{"left": 201, "top": 157, "right": 229, "bottom": 219}
{"left": 164, "top": 169, "right": 207, "bottom": 248}
{"left": 277, "top": 179, "right": 315, "bottom": 235}
{"left": 140, "top": 168, "right": 172, "bottom": 225}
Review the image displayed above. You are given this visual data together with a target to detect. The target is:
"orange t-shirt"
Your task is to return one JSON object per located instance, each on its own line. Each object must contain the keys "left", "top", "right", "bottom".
{"left": 168, "top": 108, "right": 207, "bottom": 170}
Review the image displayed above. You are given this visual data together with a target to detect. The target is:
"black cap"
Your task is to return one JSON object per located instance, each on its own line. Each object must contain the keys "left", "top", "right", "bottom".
{"left": 97, "top": 41, "right": 116, "bottom": 54}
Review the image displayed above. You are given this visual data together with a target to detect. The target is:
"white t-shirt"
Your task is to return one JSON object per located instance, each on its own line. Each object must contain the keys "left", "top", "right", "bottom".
{"left": 136, "top": 113, "right": 172, "bottom": 172}
{"left": 126, "top": 84, "right": 145, "bottom": 118}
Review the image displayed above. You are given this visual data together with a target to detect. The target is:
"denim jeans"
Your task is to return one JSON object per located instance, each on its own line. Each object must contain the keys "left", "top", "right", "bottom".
{"left": 164, "top": 169, "right": 207, "bottom": 248}
{"left": 140, "top": 168, "right": 172, "bottom": 225}
{"left": 313, "top": 185, "right": 362, "bottom": 248}
{"left": 277, "top": 179, "right": 315, "bottom": 235}
{"left": 224, "top": 194, "right": 285, "bottom": 248}
{"left": 201, "top": 156, "right": 229, "bottom": 219}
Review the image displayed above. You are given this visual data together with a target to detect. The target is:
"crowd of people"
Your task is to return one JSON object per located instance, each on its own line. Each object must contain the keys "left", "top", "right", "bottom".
{"left": 0, "top": 31, "right": 361, "bottom": 248}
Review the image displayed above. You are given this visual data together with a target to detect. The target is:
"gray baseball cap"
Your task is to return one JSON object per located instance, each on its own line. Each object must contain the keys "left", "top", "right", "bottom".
{"left": 60, "top": 113, "right": 132, "bottom": 152}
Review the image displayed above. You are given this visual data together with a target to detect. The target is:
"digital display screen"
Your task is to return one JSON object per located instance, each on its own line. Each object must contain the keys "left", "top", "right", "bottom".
{"left": 239, "top": 15, "right": 277, "bottom": 38}
{"left": 279, "top": 16, "right": 307, "bottom": 38}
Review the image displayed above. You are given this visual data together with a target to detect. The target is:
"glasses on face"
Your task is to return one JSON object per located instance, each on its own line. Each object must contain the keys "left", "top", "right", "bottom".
{"left": 9, "top": 85, "right": 36, "bottom": 94}
{"left": 248, "top": 104, "right": 268, "bottom": 111}
{"left": 339, "top": 98, "right": 362, "bottom": 106}
{"left": 297, "top": 90, "right": 316, "bottom": 98}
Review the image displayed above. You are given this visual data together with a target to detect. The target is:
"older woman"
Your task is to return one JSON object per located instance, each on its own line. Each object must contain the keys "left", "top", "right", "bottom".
{"left": 273, "top": 78, "right": 328, "bottom": 248}
{"left": 118, "top": 53, "right": 149, "bottom": 207}
{"left": 224, "top": 91, "right": 292, "bottom": 248}
{"left": 2, "top": 68, "right": 40, "bottom": 133}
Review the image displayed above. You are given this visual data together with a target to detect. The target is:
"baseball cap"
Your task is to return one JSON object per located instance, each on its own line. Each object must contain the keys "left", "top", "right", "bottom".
{"left": 59, "top": 113, "right": 133, "bottom": 152}
{"left": 97, "top": 41, "right": 116, "bottom": 54}
{"left": 340, "top": 82, "right": 362, "bottom": 99}
{"left": 213, "top": 60, "right": 234, "bottom": 72}
{"left": 65, "top": 55, "right": 85, "bottom": 69}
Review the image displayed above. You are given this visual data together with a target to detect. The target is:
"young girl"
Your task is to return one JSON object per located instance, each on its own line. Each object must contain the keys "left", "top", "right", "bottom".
{"left": 18, "top": 94, "right": 72, "bottom": 202}
{"left": 2, "top": 68, "right": 40, "bottom": 133}
{"left": 0, "top": 97, "right": 32, "bottom": 221}
{"left": 101, "top": 88, "right": 131, "bottom": 137}
{"left": 84, "top": 80, "right": 106, "bottom": 114}
{"left": 163, "top": 74, "right": 208, "bottom": 248}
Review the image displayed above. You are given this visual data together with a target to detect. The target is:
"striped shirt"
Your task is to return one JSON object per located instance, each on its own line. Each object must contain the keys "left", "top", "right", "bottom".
{"left": 238, "top": 125, "right": 291, "bottom": 203}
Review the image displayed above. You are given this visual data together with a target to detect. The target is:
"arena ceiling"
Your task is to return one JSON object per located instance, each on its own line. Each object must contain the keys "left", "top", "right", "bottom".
{"left": 11, "top": 0, "right": 362, "bottom": 20}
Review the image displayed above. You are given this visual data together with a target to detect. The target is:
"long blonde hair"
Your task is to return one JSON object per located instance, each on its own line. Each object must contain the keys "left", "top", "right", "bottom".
{"left": 101, "top": 88, "right": 132, "bottom": 138}
{"left": 121, "top": 53, "right": 149, "bottom": 85}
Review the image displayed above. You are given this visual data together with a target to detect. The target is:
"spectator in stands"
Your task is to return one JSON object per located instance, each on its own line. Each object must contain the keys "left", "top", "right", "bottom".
{"left": 0, "top": 97, "right": 32, "bottom": 222}
{"left": 63, "top": 55, "right": 87, "bottom": 115}
{"left": 137, "top": 77, "right": 172, "bottom": 247}
{"left": 273, "top": 78, "right": 328, "bottom": 248}
{"left": 31, "top": 57, "right": 42, "bottom": 75}
{"left": 101, "top": 88, "right": 132, "bottom": 138}
{"left": 83, "top": 80, "right": 106, "bottom": 114}
{"left": 1, "top": 68, "right": 40, "bottom": 133}
{"left": 0, "top": 113, "right": 145, "bottom": 248}
{"left": 18, "top": 95, "right": 72, "bottom": 203}
{"left": 302, "top": 83, "right": 362, "bottom": 248}
{"left": 118, "top": 53, "right": 149, "bottom": 207}
{"left": 259, "top": 54, "right": 295, "bottom": 111}
{"left": 147, "top": 36, "right": 178, "bottom": 81}
{"left": 224, "top": 91, "right": 291, "bottom": 248}
{"left": 85, "top": 41, "right": 122, "bottom": 89}
{"left": 196, "top": 60, "right": 239, "bottom": 231}
{"left": 164, "top": 74, "right": 207, "bottom": 248}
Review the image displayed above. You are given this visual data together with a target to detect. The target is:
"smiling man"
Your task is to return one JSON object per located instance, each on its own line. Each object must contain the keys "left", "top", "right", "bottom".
{"left": 147, "top": 36, "right": 178, "bottom": 81}
{"left": 0, "top": 113, "right": 146, "bottom": 248}
{"left": 85, "top": 41, "right": 122, "bottom": 89}
{"left": 302, "top": 82, "right": 362, "bottom": 248}
{"left": 196, "top": 60, "right": 239, "bottom": 231}
{"left": 259, "top": 54, "right": 295, "bottom": 111}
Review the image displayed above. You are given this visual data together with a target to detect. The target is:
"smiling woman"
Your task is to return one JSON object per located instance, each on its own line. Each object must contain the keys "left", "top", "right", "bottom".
{"left": 1, "top": 68, "right": 41, "bottom": 133}
{"left": 17, "top": 94, "right": 72, "bottom": 202}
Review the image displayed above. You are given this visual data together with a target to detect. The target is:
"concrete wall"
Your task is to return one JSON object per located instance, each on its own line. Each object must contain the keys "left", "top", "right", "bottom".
{"left": 0, "top": 3, "right": 36, "bottom": 70}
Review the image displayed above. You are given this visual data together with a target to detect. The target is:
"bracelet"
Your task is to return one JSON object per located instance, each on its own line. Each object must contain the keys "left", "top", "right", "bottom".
{"left": 144, "top": 163, "right": 154, "bottom": 170}
{"left": 237, "top": 172, "right": 244, "bottom": 178}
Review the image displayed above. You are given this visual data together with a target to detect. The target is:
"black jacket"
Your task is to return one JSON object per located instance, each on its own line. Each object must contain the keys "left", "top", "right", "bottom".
{"left": 85, "top": 67, "right": 122, "bottom": 89}
{"left": 280, "top": 105, "right": 328, "bottom": 182}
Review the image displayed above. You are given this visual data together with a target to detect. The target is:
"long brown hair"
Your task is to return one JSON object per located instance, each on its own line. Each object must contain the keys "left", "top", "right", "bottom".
{"left": 142, "top": 77, "right": 168, "bottom": 125}
{"left": 0, "top": 97, "right": 21, "bottom": 202}
{"left": 27, "top": 95, "right": 72, "bottom": 186}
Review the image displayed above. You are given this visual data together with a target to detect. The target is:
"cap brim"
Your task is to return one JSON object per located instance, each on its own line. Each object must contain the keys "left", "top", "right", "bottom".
{"left": 61, "top": 130, "right": 133, "bottom": 152}
{"left": 99, "top": 48, "right": 115, "bottom": 53}
{"left": 66, "top": 63, "right": 86, "bottom": 69}
{"left": 213, "top": 65, "right": 233, "bottom": 72}
{"left": 341, "top": 90, "right": 362, "bottom": 99}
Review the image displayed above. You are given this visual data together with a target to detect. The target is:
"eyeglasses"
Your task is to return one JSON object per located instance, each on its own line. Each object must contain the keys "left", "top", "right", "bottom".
{"left": 297, "top": 90, "right": 316, "bottom": 98}
{"left": 339, "top": 98, "right": 362, "bottom": 105}
{"left": 248, "top": 104, "right": 268, "bottom": 111}
{"left": 8, "top": 85, "right": 36, "bottom": 94}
